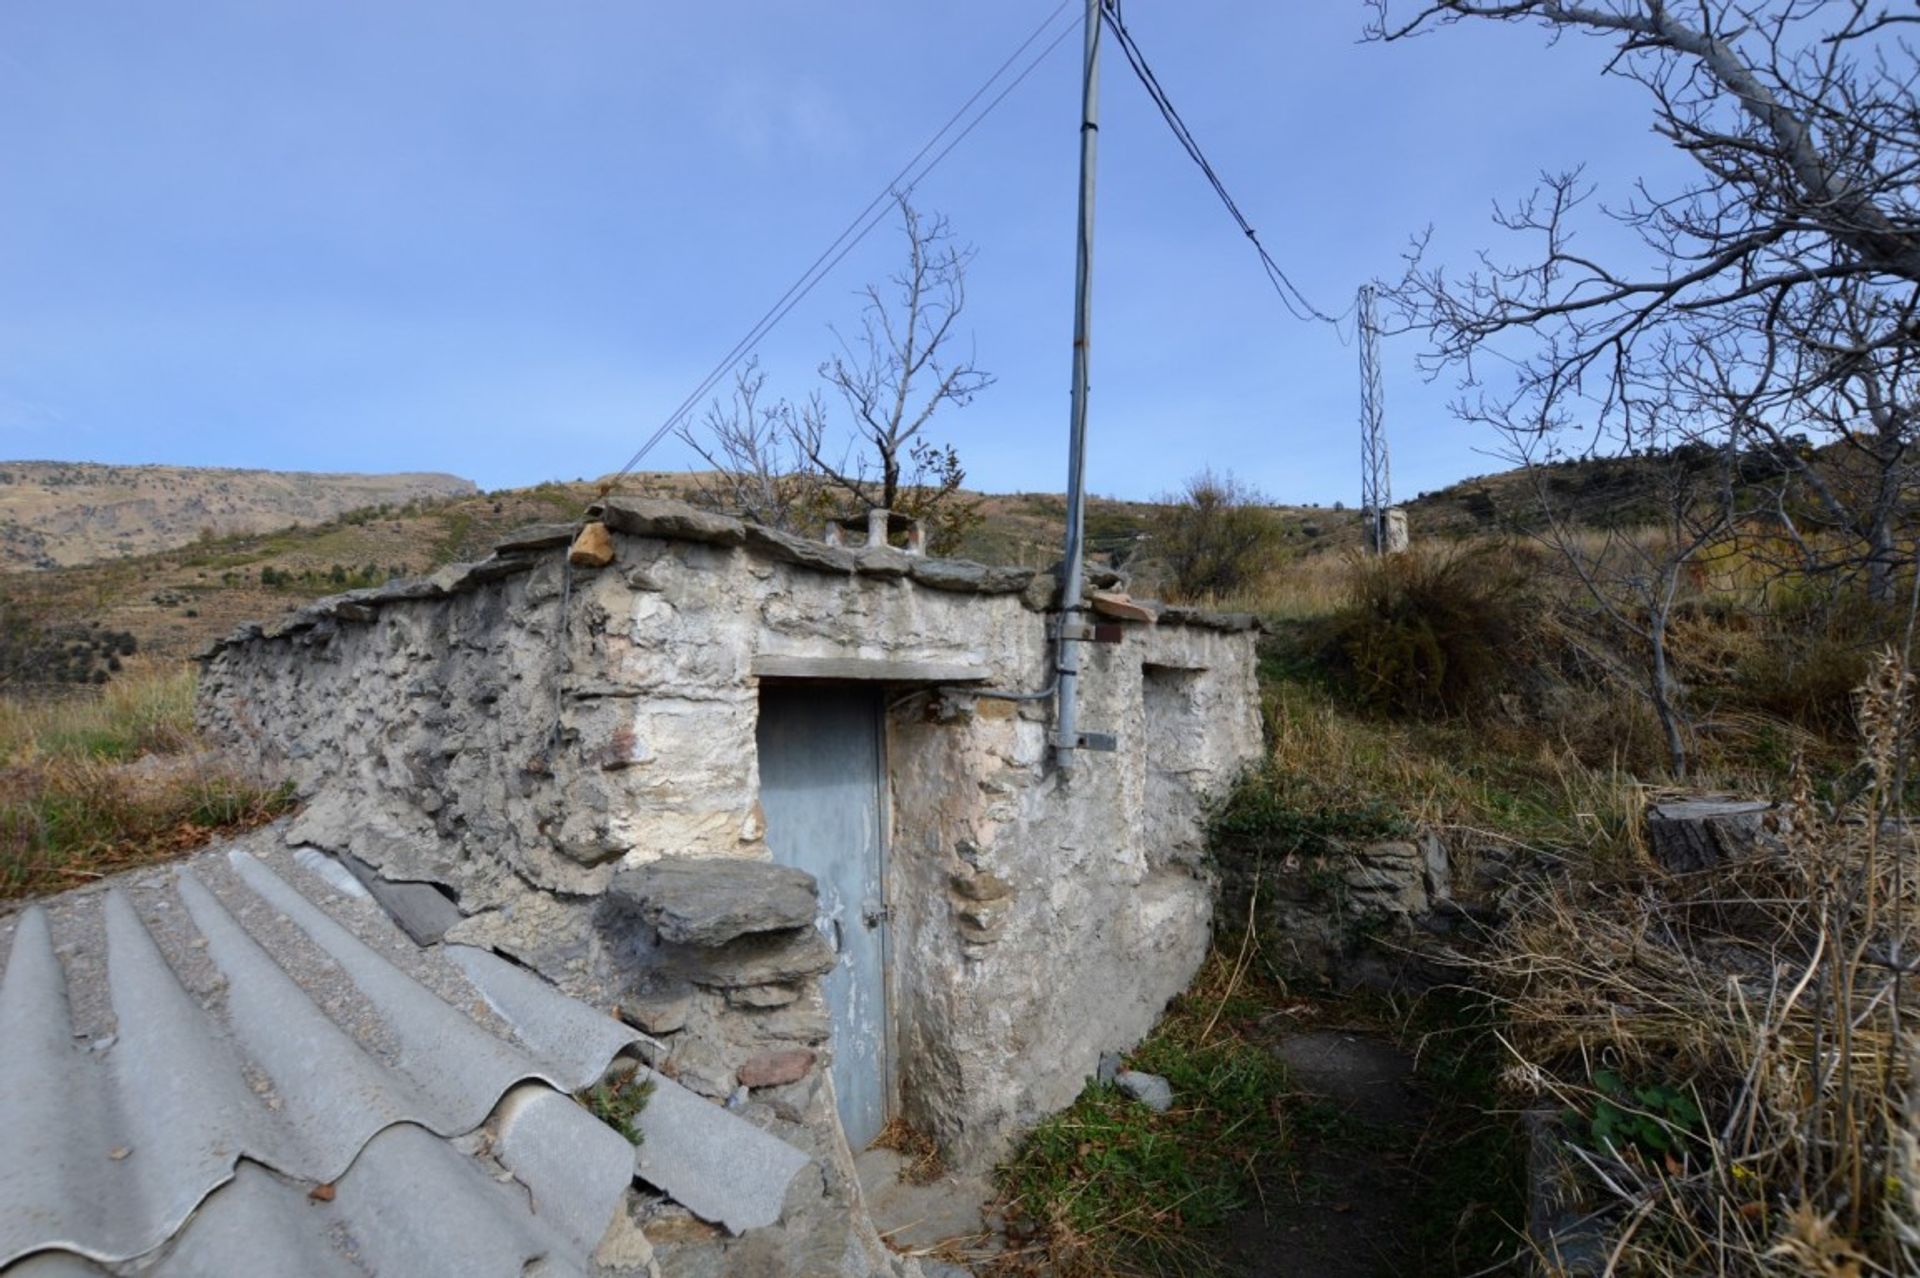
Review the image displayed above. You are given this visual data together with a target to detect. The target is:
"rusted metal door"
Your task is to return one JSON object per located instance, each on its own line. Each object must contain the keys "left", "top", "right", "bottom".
{"left": 756, "top": 685, "right": 889, "bottom": 1149}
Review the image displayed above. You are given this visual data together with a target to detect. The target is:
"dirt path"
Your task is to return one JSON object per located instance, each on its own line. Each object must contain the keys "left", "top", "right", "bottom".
{"left": 1212, "top": 1029, "right": 1427, "bottom": 1278}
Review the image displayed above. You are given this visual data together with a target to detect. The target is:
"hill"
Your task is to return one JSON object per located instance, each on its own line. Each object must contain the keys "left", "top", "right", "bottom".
{"left": 0, "top": 461, "right": 477, "bottom": 571}
{"left": 0, "top": 471, "right": 1350, "bottom": 675}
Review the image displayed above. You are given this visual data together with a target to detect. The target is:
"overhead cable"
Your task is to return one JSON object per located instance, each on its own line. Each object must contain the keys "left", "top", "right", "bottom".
{"left": 606, "top": 0, "right": 1080, "bottom": 485}
{"left": 1101, "top": 0, "right": 1349, "bottom": 327}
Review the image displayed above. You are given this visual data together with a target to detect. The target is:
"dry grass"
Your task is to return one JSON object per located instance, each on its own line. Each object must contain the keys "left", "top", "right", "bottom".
{"left": 871, "top": 1117, "right": 947, "bottom": 1186}
{"left": 1262, "top": 676, "right": 1653, "bottom": 872}
{"left": 1475, "top": 649, "right": 1920, "bottom": 1275}
{"left": 0, "top": 663, "right": 294, "bottom": 901}
{"left": 0, "top": 661, "right": 197, "bottom": 762}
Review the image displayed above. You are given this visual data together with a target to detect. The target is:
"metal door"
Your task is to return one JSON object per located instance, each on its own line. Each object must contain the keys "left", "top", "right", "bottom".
{"left": 755, "top": 685, "right": 889, "bottom": 1149}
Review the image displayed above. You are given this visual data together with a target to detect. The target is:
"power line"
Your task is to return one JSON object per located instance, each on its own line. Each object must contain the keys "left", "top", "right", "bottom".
{"left": 607, "top": 1, "right": 1080, "bottom": 485}
{"left": 1100, "top": 0, "right": 1347, "bottom": 326}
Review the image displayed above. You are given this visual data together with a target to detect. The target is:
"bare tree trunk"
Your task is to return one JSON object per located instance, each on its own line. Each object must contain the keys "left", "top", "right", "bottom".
{"left": 1869, "top": 505, "right": 1898, "bottom": 605}
{"left": 1648, "top": 612, "right": 1688, "bottom": 779}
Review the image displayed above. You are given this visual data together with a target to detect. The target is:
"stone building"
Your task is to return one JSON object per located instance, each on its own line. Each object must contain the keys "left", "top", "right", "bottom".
{"left": 191, "top": 496, "right": 1263, "bottom": 1267}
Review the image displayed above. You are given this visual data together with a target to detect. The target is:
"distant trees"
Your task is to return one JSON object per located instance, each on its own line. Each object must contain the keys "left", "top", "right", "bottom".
{"left": 678, "top": 195, "right": 991, "bottom": 552}
{"left": 1155, "top": 469, "right": 1281, "bottom": 600}
{"left": 1368, "top": 1, "right": 1920, "bottom": 602}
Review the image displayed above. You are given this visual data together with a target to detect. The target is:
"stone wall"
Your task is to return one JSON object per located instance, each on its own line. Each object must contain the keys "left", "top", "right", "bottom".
{"left": 196, "top": 499, "right": 1263, "bottom": 1168}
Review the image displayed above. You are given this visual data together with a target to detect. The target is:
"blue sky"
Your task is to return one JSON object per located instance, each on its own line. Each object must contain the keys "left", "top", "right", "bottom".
{"left": 0, "top": 2, "right": 1681, "bottom": 502}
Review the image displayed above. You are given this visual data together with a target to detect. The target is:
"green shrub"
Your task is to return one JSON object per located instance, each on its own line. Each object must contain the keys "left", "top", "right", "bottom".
{"left": 1153, "top": 469, "right": 1281, "bottom": 600}
{"left": 1313, "top": 547, "right": 1536, "bottom": 718}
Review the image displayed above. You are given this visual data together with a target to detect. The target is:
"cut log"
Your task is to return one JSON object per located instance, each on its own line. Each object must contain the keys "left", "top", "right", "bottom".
{"left": 1646, "top": 799, "right": 1773, "bottom": 873}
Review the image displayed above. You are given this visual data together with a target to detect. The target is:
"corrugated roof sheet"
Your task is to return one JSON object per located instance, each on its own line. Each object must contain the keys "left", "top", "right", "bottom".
{"left": 0, "top": 838, "right": 645, "bottom": 1276}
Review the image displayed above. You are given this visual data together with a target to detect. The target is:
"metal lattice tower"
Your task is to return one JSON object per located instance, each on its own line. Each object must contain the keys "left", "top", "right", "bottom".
{"left": 1357, "top": 283, "right": 1391, "bottom": 554}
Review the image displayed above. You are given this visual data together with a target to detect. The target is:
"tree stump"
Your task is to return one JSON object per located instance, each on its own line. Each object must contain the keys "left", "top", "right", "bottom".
{"left": 1645, "top": 799, "right": 1773, "bottom": 873}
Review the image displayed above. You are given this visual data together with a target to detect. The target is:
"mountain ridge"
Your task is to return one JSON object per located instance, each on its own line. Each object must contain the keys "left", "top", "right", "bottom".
{"left": 0, "top": 461, "right": 477, "bottom": 570}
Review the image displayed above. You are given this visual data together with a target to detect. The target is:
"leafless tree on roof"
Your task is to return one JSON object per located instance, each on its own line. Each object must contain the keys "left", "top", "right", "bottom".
{"left": 680, "top": 195, "right": 991, "bottom": 551}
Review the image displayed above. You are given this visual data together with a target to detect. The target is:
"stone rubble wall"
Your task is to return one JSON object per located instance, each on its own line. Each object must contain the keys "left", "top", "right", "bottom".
{"left": 196, "top": 499, "right": 1263, "bottom": 1169}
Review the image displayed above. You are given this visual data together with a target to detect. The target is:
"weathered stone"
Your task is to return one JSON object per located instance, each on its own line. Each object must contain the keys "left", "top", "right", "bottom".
{"left": 951, "top": 869, "right": 1013, "bottom": 902}
{"left": 727, "top": 984, "right": 800, "bottom": 1010}
{"left": 464, "top": 553, "right": 541, "bottom": 584}
{"left": 907, "top": 557, "right": 1036, "bottom": 595}
{"left": 737, "top": 1048, "right": 816, "bottom": 1088}
{"left": 741, "top": 524, "right": 856, "bottom": 575}
{"left": 954, "top": 899, "right": 1007, "bottom": 932}
{"left": 678, "top": 929, "right": 838, "bottom": 990}
{"left": 1346, "top": 842, "right": 1428, "bottom": 915}
{"left": 852, "top": 545, "right": 911, "bottom": 579}
{"left": 496, "top": 522, "right": 579, "bottom": 554}
{"left": 1089, "top": 591, "right": 1158, "bottom": 624}
{"left": 1115, "top": 1070, "right": 1173, "bottom": 1112}
{"left": 1647, "top": 798, "right": 1776, "bottom": 873}
{"left": 620, "top": 982, "right": 695, "bottom": 1035}
{"left": 569, "top": 521, "right": 616, "bottom": 568}
{"left": 596, "top": 496, "right": 746, "bottom": 546}
{"left": 428, "top": 560, "right": 494, "bottom": 594}
{"left": 365, "top": 576, "right": 446, "bottom": 604}
{"left": 1096, "top": 1051, "right": 1122, "bottom": 1086}
{"left": 1157, "top": 605, "right": 1261, "bottom": 633}
{"left": 610, "top": 858, "right": 819, "bottom": 946}
{"left": 1526, "top": 1109, "right": 1608, "bottom": 1277}
{"left": 1420, "top": 832, "right": 1451, "bottom": 902}
{"left": 1020, "top": 569, "right": 1059, "bottom": 612}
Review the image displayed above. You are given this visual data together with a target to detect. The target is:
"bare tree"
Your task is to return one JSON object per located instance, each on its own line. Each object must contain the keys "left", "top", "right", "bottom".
{"left": 678, "top": 196, "right": 991, "bottom": 551}
{"left": 796, "top": 196, "right": 993, "bottom": 543}
{"left": 674, "top": 359, "right": 823, "bottom": 531}
{"left": 1522, "top": 426, "right": 1738, "bottom": 778}
{"left": 1368, "top": 1, "right": 1920, "bottom": 599}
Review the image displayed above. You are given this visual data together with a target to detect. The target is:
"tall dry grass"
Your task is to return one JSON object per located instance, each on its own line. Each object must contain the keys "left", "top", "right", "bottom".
{"left": 0, "top": 660, "right": 197, "bottom": 762}
{"left": 1480, "top": 649, "right": 1920, "bottom": 1275}
{"left": 0, "top": 663, "right": 293, "bottom": 900}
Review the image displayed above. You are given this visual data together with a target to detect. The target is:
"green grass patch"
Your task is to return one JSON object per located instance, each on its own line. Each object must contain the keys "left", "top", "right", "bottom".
{"left": 996, "top": 955, "right": 1292, "bottom": 1276}
{"left": 577, "top": 1069, "right": 654, "bottom": 1144}
{"left": 1395, "top": 992, "right": 1530, "bottom": 1275}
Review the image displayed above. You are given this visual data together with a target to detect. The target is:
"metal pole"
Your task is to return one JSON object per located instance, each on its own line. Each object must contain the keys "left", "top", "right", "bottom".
{"left": 1055, "top": 0, "right": 1101, "bottom": 770}
{"left": 1357, "top": 283, "right": 1390, "bottom": 554}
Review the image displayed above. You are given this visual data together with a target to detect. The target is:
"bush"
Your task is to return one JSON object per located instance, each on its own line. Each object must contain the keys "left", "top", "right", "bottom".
{"left": 1313, "top": 547, "right": 1535, "bottom": 718}
{"left": 1732, "top": 591, "right": 1895, "bottom": 735}
{"left": 1153, "top": 469, "right": 1281, "bottom": 600}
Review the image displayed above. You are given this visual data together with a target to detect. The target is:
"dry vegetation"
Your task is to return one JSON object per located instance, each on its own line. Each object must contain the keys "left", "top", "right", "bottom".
{"left": 1002, "top": 467, "right": 1920, "bottom": 1274}
{"left": 0, "top": 663, "right": 294, "bottom": 900}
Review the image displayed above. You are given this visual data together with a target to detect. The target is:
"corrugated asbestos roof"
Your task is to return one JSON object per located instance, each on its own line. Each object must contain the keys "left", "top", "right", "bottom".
{"left": 0, "top": 838, "right": 696, "bottom": 1276}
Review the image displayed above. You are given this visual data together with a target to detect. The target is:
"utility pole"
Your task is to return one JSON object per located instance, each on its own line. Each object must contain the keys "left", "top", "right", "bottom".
{"left": 1054, "top": 0, "right": 1103, "bottom": 770}
{"left": 1357, "top": 283, "right": 1391, "bottom": 554}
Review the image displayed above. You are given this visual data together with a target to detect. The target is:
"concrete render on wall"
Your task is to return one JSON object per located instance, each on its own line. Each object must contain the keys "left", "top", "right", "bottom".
{"left": 196, "top": 500, "right": 1264, "bottom": 1169}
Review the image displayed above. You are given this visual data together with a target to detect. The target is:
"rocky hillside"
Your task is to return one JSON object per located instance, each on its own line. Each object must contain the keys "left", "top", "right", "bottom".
{"left": 0, "top": 462, "right": 477, "bottom": 570}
